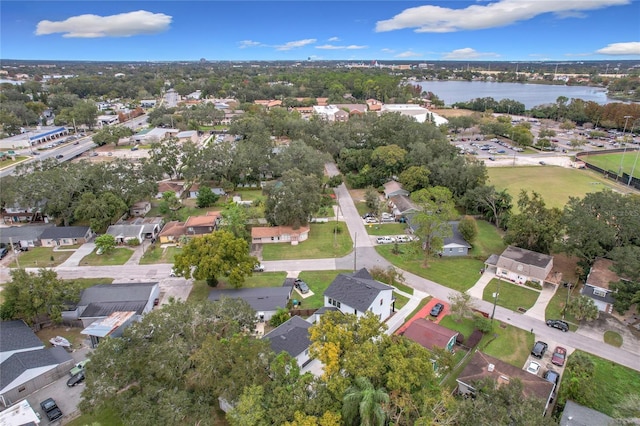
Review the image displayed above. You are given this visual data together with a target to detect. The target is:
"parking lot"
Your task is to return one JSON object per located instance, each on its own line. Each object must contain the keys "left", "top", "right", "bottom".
{"left": 523, "top": 336, "right": 574, "bottom": 408}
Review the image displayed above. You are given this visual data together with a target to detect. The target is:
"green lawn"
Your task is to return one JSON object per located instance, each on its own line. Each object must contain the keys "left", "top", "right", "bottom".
{"left": 394, "top": 292, "right": 409, "bottom": 310}
{"left": 481, "top": 321, "right": 535, "bottom": 368}
{"left": 261, "top": 223, "right": 353, "bottom": 260}
{"left": 66, "top": 406, "right": 124, "bottom": 426}
{"left": 8, "top": 247, "right": 73, "bottom": 268}
{"left": 296, "top": 270, "right": 351, "bottom": 309}
{"left": 482, "top": 279, "right": 540, "bottom": 312}
{"left": 376, "top": 244, "right": 485, "bottom": 292}
{"left": 439, "top": 316, "right": 478, "bottom": 343}
{"left": 468, "top": 220, "right": 506, "bottom": 258}
{"left": 559, "top": 350, "right": 640, "bottom": 416}
{"left": 581, "top": 151, "right": 640, "bottom": 178}
{"left": 139, "top": 245, "right": 182, "bottom": 264}
{"left": 488, "top": 166, "right": 619, "bottom": 211}
{"left": 365, "top": 223, "right": 408, "bottom": 236}
{"left": 243, "top": 272, "right": 288, "bottom": 288}
{"left": 545, "top": 282, "right": 579, "bottom": 328}
{"left": 80, "top": 248, "right": 134, "bottom": 266}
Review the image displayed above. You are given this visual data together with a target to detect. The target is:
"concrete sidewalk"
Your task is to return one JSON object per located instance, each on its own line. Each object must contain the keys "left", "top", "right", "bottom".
{"left": 57, "top": 242, "right": 95, "bottom": 267}
{"left": 385, "top": 289, "right": 429, "bottom": 334}
{"left": 524, "top": 283, "right": 558, "bottom": 322}
{"left": 467, "top": 270, "right": 496, "bottom": 299}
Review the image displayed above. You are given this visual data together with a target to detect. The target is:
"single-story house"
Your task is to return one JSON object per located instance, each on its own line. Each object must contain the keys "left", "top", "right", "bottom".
{"left": 402, "top": 318, "right": 459, "bottom": 352}
{"left": 106, "top": 217, "right": 163, "bottom": 243}
{"left": 188, "top": 182, "right": 226, "bottom": 198}
{"left": 129, "top": 201, "right": 151, "bottom": 217}
{"left": 39, "top": 226, "right": 93, "bottom": 247}
{"left": 441, "top": 221, "right": 472, "bottom": 257}
{"left": 383, "top": 180, "right": 409, "bottom": 199}
{"left": 582, "top": 258, "right": 622, "bottom": 313}
{"left": 140, "top": 100, "right": 157, "bottom": 108}
{"left": 176, "top": 130, "right": 198, "bottom": 143}
{"left": 62, "top": 282, "right": 160, "bottom": 327}
{"left": 324, "top": 268, "right": 395, "bottom": 321}
{"left": 366, "top": 99, "right": 382, "bottom": 112}
{"left": 263, "top": 315, "right": 312, "bottom": 368}
{"left": 0, "top": 320, "right": 74, "bottom": 407}
{"left": 0, "top": 224, "right": 54, "bottom": 249}
{"left": 184, "top": 211, "right": 221, "bottom": 236}
{"left": 493, "top": 246, "right": 554, "bottom": 285}
{"left": 560, "top": 400, "right": 614, "bottom": 426}
{"left": 156, "top": 181, "right": 186, "bottom": 199}
{"left": 81, "top": 311, "right": 138, "bottom": 349}
{"left": 389, "top": 195, "right": 420, "bottom": 217}
{"left": 208, "top": 287, "right": 293, "bottom": 322}
{"left": 251, "top": 226, "right": 310, "bottom": 245}
{"left": 1, "top": 206, "right": 46, "bottom": 224}
{"left": 456, "top": 351, "right": 555, "bottom": 416}
{"left": 132, "top": 127, "right": 179, "bottom": 143}
{"left": 158, "top": 221, "right": 186, "bottom": 244}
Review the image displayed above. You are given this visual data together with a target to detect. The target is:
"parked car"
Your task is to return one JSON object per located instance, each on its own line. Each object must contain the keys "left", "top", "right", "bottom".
{"left": 544, "top": 369, "right": 560, "bottom": 386}
{"left": 362, "top": 212, "right": 375, "bottom": 219}
{"left": 376, "top": 236, "right": 395, "bottom": 244}
{"left": 66, "top": 370, "right": 85, "bottom": 387}
{"left": 430, "top": 303, "right": 444, "bottom": 317}
{"left": 526, "top": 361, "right": 541, "bottom": 375}
{"left": 253, "top": 263, "right": 265, "bottom": 272}
{"left": 531, "top": 341, "right": 548, "bottom": 358}
{"left": 40, "top": 398, "right": 63, "bottom": 421}
{"left": 70, "top": 359, "right": 88, "bottom": 376}
{"left": 546, "top": 319, "right": 569, "bottom": 332}
{"left": 0, "top": 247, "right": 7, "bottom": 259}
{"left": 55, "top": 154, "right": 64, "bottom": 159}
{"left": 395, "top": 235, "right": 409, "bottom": 243}
{"left": 551, "top": 346, "right": 567, "bottom": 366}
{"left": 169, "top": 268, "right": 178, "bottom": 277}
{"left": 294, "top": 278, "right": 310, "bottom": 294}
{"left": 365, "top": 217, "right": 378, "bottom": 223}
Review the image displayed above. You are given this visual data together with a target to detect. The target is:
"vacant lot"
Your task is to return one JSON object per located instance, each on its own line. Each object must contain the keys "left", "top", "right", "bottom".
{"left": 580, "top": 151, "right": 640, "bottom": 178}
{"left": 488, "top": 166, "right": 618, "bottom": 210}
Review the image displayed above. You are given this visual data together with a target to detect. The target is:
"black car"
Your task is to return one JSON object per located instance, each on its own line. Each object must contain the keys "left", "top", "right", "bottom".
{"left": 55, "top": 154, "right": 64, "bottom": 159}
{"left": 67, "top": 370, "right": 85, "bottom": 387}
{"left": 531, "top": 341, "right": 548, "bottom": 358}
{"left": 0, "top": 247, "right": 7, "bottom": 259}
{"left": 40, "top": 398, "right": 63, "bottom": 421}
{"left": 546, "top": 319, "right": 569, "bottom": 332}
{"left": 430, "top": 303, "right": 444, "bottom": 317}
{"left": 294, "top": 278, "right": 310, "bottom": 294}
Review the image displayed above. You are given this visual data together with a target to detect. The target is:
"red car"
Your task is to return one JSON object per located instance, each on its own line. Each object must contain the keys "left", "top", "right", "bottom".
{"left": 551, "top": 346, "right": 567, "bottom": 366}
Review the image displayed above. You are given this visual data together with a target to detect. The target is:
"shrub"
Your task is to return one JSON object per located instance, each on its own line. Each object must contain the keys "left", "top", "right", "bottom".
{"left": 474, "top": 316, "right": 493, "bottom": 333}
{"left": 524, "top": 280, "right": 542, "bottom": 290}
{"left": 127, "top": 238, "right": 141, "bottom": 247}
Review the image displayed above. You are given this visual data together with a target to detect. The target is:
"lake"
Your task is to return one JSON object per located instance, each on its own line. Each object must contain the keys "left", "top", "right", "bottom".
{"left": 416, "top": 80, "right": 614, "bottom": 109}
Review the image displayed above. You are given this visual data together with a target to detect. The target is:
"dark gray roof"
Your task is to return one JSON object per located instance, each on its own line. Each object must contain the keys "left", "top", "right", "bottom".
{"left": 500, "top": 246, "right": 553, "bottom": 268}
{"left": 0, "top": 320, "right": 44, "bottom": 353}
{"left": 390, "top": 194, "right": 418, "bottom": 214}
{"left": 324, "top": 269, "right": 394, "bottom": 313}
{"left": 314, "top": 306, "right": 340, "bottom": 315}
{"left": 0, "top": 347, "right": 72, "bottom": 392}
{"left": 443, "top": 222, "right": 471, "bottom": 248}
{"left": 263, "top": 316, "right": 311, "bottom": 358}
{"left": 0, "top": 224, "right": 54, "bottom": 244}
{"left": 81, "top": 301, "right": 147, "bottom": 318}
{"left": 581, "top": 286, "right": 616, "bottom": 304}
{"left": 560, "top": 400, "right": 614, "bottom": 426}
{"left": 77, "top": 283, "right": 157, "bottom": 307}
{"left": 40, "top": 226, "right": 90, "bottom": 240}
{"left": 208, "top": 287, "right": 292, "bottom": 313}
{"left": 485, "top": 254, "right": 499, "bottom": 266}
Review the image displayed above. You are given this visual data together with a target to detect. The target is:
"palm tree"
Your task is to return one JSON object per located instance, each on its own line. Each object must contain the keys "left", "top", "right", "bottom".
{"left": 342, "top": 376, "right": 389, "bottom": 426}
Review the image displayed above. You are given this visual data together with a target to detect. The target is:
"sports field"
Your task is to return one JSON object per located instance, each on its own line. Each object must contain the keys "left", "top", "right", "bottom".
{"left": 487, "top": 166, "right": 619, "bottom": 210}
{"left": 579, "top": 150, "right": 640, "bottom": 178}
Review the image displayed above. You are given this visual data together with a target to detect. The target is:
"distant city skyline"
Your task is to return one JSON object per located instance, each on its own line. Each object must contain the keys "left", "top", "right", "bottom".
{"left": 1, "top": 1, "right": 639, "bottom": 62}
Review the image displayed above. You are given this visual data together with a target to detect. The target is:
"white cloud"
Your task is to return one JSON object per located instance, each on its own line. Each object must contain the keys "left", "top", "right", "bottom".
{"left": 375, "top": 0, "right": 629, "bottom": 33}
{"left": 316, "top": 44, "right": 367, "bottom": 50}
{"left": 381, "top": 48, "right": 395, "bottom": 53}
{"left": 328, "top": 36, "right": 340, "bottom": 42}
{"left": 396, "top": 51, "right": 422, "bottom": 58}
{"left": 275, "top": 39, "right": 317, "bottom": 51}
{"left": 239, "top": 40, "right": 263, "bottom": 49}
{"left": 35, "top": 10, "right": 171, "bottom": 38}
{"left": 596, "top": 42, "right": 640, "bottom": 55}
{"left": 442, "top": 48, "right": 500, "bottom": 59}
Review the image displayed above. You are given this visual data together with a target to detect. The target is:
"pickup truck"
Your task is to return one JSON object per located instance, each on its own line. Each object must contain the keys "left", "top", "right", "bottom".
{"left": 40, "top": 398, "right": 63, "bottom": 421}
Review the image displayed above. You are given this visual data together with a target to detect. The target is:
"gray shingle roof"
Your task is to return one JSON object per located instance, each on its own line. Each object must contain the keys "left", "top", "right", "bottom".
{"left": 443, "top": 222, "right": 471, "bottom": 248}
{"left": 263, "top": 316, "right": 311, "bottom": 358}
{"left": 208, "top": 287, "right": 292, "bottom": 313}
{"left": 0, "top": 347, "right": 72, "bottom": 392}
{"left": 560, "top": 400, "right": 613, "bottom": 426}
{"left": 81, "top": 301, "right": 148, "bottom": 318}
{"left": 0, "top": 224, "right": 54, "bottom": 245}
{"left": 106, "top": 224, "right": 143, "bottom": 238}
{"left": 499, "top": 246, "right": 553, "bottom": 269}
{"left": 78, "top": 283, "right": 157, "bottom": 307}
{"left": 324, "top": 269, "right": 394, "bottom": 313}
{"left": 0, "top": 320, "right": 44, "bottom": 354}
{"left": 40, "top": 226, "right": 90, "bottom": 240}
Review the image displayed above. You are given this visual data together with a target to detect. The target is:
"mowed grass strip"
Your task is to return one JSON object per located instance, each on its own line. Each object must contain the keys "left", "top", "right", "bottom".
{"left": 8, "top": 247, "right": 73, "bottom": 268}
{"left": 487, "top": 166, "right": 617, "bottom": 211}
{"left": 80, "top": 248, "right": 134, "bottom": 266}
{"left": 482, "top": 279, "right": 539, "bottom": 311}
{"left": 261, "top": 223, "right": 352, "bottom": 260}
{"left": 581, "top": 151, "right": 640, "bottom": 177}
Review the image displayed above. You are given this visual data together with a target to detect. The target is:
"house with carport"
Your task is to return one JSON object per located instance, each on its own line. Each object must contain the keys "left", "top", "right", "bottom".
{"left": 39, "top": 226, "right": 94, "bottom": 247}
{"left": 324, "top": 269, "right": 395, "bottom": 321}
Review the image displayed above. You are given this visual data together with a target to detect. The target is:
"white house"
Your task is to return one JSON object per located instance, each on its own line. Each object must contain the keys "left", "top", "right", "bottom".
{"left": 324, "top": 269, "right": 395, "bottom": 321}
{"left": 380, "top": 104, "right": 449, "bottom": 126}
{"left": 263, "top": 316, "right": 312, "bottom": 368}
{"left": 493, "top": 246, "right": 554, "bottom": 285}
{"left": 582, "top": 258, "right": 621, "bottom": 313}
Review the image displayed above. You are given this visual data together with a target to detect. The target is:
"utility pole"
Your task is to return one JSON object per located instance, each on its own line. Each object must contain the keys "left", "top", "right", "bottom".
{"left": 490, "top": 278, "right": 501, "bottom": 323}
{"left": 353, "top": 232, "right": 357, "bottom": 272}
{"left": 10, "top": 237, "right": 20, "bottom": 269}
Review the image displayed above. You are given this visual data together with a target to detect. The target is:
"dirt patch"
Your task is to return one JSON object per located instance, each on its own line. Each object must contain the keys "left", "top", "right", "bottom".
{"left": 431, "top": 108, "right": 476, "bottom": 118}
{"left": 349, "top": 189, "right": 368, "bottom": 203}
{"left": 36, "top": 324, "right": 86, "bottom": 349}
{"left": 551, "top": 253, "right": 582, "bottom": 284}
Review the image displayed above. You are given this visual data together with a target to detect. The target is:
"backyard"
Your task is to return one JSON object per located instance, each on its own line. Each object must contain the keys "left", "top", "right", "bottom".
{"left": 261, "top": 222, "right": 352, "bottom": 260}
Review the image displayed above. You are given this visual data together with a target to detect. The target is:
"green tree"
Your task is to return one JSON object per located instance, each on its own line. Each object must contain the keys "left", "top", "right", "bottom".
{"left": 608, "top": 245, "right": 640, "bottom": 314}
{"left": 410, "top": 186, "right": 457, "bottom": 265}
{"left": 558, "top": 351, "right": 596, "bottom": 408}
{"left": 463, "top": 185, "right": 512, "bottom": 230}
{"left": 94, "top": 234, "right": 116, "bottom": 254}
{"left": 370, "top": 144, "right": 407, "bottom": 180}
{"left": 160, "top": 190, "right": 182, "bottom": 217}
{"left": 448, "top": 292, "right": 476, "bottom": 322}
{"left": 0, "top": 269, "right": 80, "bottom": 325}
{"left": 269, "top": 307, "right": 291, "bottom": 327}
{"left": 264, "top": 169, "right": 322, "bottom": 228}
{"left": 227, "top": 385, "right": 269, "bottom": 426}
{"left": 457, "top": 215, "right": 478, "bottom": 245}
{"left": 567, "top": 295, "right": 599, "bottom": 322}
{"left": 196, "top": 185, "right": 219, "bottom": 208}
{"left": 220, "top": 201, "right": 250, "bottom": 241}
{"left": 398, "top": 166, "right": 430, "bottom": 193}
{"left": 74, "top": 191, "right": 127, "bottom": 232}
{"left": 173, "top": 230, "right": 258, "bottom": 287}
{"left": 342, "top": 377, "right": 389, "bottom": 426}
{"left": 504, "top": 190, "right": 562, "bottom": 254}
{"left": 91, "top": 125, "right": 133, "bottom": 146}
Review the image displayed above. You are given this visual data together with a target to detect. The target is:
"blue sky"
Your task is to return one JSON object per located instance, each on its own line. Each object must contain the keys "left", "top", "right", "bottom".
{"left": 2, "top": 0, "right": 639, "bottom": 62}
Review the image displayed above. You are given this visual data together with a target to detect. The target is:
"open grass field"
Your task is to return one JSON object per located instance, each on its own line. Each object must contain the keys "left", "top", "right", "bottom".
{"left": 261, "top": 222, "right": 352, "bottom": 260}
{"left": 8, "top": 247, "right": 73, "bottom": 268}
{"left": 482, "top": 279, "right": 540, "bottom": 312}
{"left": 487, "top": 166, "right": 619, "bottom": 210}
{"left": 580, "top": 150, "right": 640, "bottom": 178}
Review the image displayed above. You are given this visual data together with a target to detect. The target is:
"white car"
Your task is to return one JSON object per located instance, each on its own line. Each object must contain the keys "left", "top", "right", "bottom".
{"left": 396, "top": 235, "right": 409, "bottom": 243}
{"left": 526, "top": 361, "right": 541, "bottom": 375}
{"left": 365, "top": 217, "right": 378, "bottom": 223}
{"left": 376, "top": 236, "right": 396, "bottom": 244}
